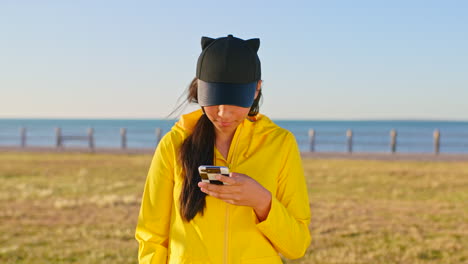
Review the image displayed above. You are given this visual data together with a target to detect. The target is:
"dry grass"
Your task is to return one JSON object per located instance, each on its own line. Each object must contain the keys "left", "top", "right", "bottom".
{"left": 0, "top": 152, "right": 467, "bottom": 263}
{"left": 298, "top": 160, "right": 468, "bottom": 264}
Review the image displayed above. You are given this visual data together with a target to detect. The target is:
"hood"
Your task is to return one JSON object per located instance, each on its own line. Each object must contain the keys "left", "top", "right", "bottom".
{"left": 172, "top": 109, "right": 281, "bottom": 158}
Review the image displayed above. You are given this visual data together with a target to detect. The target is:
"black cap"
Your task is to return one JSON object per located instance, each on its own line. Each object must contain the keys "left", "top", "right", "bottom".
{"left": 196, "top": 34, "right": 261, "bottom": 108}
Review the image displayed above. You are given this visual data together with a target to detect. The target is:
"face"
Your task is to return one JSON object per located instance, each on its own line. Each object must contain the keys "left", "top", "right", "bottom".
{"left": 204, "top": 104, "right": 251, "bottom": 135}
{"left": 203, "top": 81, "right": 262, "bottom": 135}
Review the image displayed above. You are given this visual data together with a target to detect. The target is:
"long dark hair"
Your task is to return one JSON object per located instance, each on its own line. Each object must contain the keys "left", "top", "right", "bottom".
{"left": 178, "top": 77, "right": 262, "bottom": 221}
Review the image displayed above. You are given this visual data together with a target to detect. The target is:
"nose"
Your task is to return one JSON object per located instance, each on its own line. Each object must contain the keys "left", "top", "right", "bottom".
{"left": 217, "top": 105, "right": 232, "bottom": 118}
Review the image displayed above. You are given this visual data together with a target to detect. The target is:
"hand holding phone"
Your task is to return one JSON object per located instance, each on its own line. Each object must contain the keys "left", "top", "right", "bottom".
{"left": 198, "top": 165, "right": 230, "bottom": 185}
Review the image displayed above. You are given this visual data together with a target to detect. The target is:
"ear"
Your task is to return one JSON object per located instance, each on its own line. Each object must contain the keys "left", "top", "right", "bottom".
{"left": 246, "top": 38, "right": 260, "bottom": 52}
{"left": 201, "top": 36, "right": 215, "bottom": 50}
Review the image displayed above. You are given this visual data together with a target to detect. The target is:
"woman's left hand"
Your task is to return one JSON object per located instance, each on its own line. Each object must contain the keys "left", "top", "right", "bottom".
{"left": 198, "top": 173, "right": 272, "bottom": 221}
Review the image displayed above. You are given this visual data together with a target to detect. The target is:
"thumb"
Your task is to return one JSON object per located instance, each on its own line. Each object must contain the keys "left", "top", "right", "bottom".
{"left": 230, "top": 172, "right": 248, "bottom": 178}
{"left": 230, "top": 172, "right": 240, "bottom": 178}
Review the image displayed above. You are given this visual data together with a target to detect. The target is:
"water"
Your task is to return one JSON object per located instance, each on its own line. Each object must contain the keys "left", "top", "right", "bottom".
{"left": 1, "top": 118, "right": 468, "bottom": 154}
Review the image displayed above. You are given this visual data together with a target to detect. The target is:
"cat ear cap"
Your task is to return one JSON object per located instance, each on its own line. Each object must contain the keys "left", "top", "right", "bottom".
{"left": 196, "top": 34, "right": 261, "bottom": 108}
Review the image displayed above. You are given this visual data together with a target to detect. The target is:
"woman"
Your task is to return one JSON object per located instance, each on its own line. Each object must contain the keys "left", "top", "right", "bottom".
{"left": 135, "top": 34, "right": 311, "bottom": 264}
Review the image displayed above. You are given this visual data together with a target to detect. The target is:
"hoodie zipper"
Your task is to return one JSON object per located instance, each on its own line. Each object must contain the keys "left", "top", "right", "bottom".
{"left": 224, "top": 204, "right": 231, "bottom": 264}
{"left": 223, "top": 123, "right": 243, "bottom": 264}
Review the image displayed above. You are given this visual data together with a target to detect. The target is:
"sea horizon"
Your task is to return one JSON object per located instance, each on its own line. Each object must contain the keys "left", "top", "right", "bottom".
{"left": 1, "top": 118, "right": 468, "bottom": 154}
{"left": 1, "top": 117, "right": 468, "bottom": 122}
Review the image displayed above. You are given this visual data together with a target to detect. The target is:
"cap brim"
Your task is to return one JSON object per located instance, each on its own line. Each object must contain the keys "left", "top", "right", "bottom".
{"left": 197, "top": 80, "right": 256, "bottom": 108}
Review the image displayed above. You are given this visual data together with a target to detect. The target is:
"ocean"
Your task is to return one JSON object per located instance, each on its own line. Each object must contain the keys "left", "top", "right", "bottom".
{"left": 1, "top": 118, "right": 468, "bottom": 154}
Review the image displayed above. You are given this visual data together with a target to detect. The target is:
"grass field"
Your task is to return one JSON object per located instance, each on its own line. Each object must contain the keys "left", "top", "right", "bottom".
{"left": 0, "top": 152, "right": 467, "bottom": 263}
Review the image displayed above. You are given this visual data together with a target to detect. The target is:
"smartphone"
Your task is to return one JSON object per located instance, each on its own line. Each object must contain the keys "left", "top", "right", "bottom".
{"left": 198, "top": 165, "right": 230, "bottom": 185}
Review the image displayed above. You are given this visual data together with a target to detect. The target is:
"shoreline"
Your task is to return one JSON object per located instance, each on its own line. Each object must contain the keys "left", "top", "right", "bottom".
{"left": 1, "top": 146, "right": 468, "bottom": 162}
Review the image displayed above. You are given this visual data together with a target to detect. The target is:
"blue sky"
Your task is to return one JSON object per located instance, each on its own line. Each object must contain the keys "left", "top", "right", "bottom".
{"left": 1, "top": 0, "right": 467, "bottom": 120}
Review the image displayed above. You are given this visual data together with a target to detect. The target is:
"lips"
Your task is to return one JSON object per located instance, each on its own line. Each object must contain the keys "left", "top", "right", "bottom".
{"left": 218, "top": 121, "right": 234, "bottom": 127}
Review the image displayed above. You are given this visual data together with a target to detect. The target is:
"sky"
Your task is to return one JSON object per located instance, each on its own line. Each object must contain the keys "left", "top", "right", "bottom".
{"left": 1, "top": 0, "right": 467, "bottom": 120}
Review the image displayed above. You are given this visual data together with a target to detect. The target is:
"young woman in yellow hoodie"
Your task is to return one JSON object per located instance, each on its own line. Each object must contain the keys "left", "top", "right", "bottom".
{"left": 135, "top": 35, "right": 311, "bottom": 264}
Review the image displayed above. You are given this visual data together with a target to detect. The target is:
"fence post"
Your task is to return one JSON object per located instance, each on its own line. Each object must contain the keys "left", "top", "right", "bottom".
{"left": 308, "top": 129, "right": 315, "bottom": 152}
{"left": 120, "top": 128, "right": 127, "bottom": 149}
{"left": 55, "top": 127, "right": 62, "bottom": 148}
{"left": 390, "top": 129, "right": 397, "bottom": 153}
{"left": 433, "top": 129, "right": 440, "bottom": 155}
{"left": 155, "top": 128, "right": 162, "bottom": 145}
{"left": 20, "top": 127, "right": 26, "bottom": 148}
{"left": 88, "top": 128, "right": 94, "bottom": 150}
{"left": 346, "top": 129, "right": 353, "bottom": 153}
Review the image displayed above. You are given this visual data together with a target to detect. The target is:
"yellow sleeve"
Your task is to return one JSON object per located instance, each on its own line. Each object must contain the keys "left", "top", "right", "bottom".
{"left": 256, "top": 132, "right": 311, "bottom": 259}
{"left": 135, "top": 132, "right": 177, "bottom": 264}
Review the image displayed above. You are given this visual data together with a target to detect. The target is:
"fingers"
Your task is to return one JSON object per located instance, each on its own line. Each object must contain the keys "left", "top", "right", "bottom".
{"left": 200, "top": 188, "right": 238, "bottom": 202}
{"left": 197, "top": 172, "right": 260, "bottom": 206}
{"left": 229, "top": 172, "right": 245, "bottom": 178}
{"left": 198, "top": 181, "right": 242, "bottom": 204}
{"left": 198, "top": 180, "right": 237, "bottom": 194}
{"left": 216, "top": 174, "right": 237, "bottom": 185}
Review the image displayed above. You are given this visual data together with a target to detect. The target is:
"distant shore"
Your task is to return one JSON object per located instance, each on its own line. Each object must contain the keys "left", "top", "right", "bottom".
{"left": 2, "top": 146, "right": 468, "bottom": 162}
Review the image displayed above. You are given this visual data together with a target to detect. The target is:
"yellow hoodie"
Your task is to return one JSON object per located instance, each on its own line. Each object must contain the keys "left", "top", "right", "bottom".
{"left": 135, "top": 109, "right": 311, "bottom": 264}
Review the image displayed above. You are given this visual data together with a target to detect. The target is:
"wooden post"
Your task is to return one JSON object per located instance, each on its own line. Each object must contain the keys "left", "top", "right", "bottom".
{"left": 88, "top": 128, "right": 94, "bottom": 150}
{"left": 390, "top": 129, "right": 397, "bottom": 153}
{"left": 433, "top": 129, "right": 440, "bottom": 155}
{"left": 55, "top": 127, "right": 62, "bottom": 148}
{"left": 20, "top": 127, "right": 26, "bottom": 148}
{"left": 346, "top": 129, "right": 353, "bottom": 153}
{"left": 120, "top": 128, "right": 127, "bottom": 149}
{"left": 308, "top": 129, "right": 315, "bottom": 152}
{"left": 155, "top": 128, "right": 162, "bottom": 145}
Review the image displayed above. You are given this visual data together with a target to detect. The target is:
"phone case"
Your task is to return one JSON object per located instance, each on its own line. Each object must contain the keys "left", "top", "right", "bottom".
{"left": 198, "top": 165, "right": 230, "bottom": 185}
